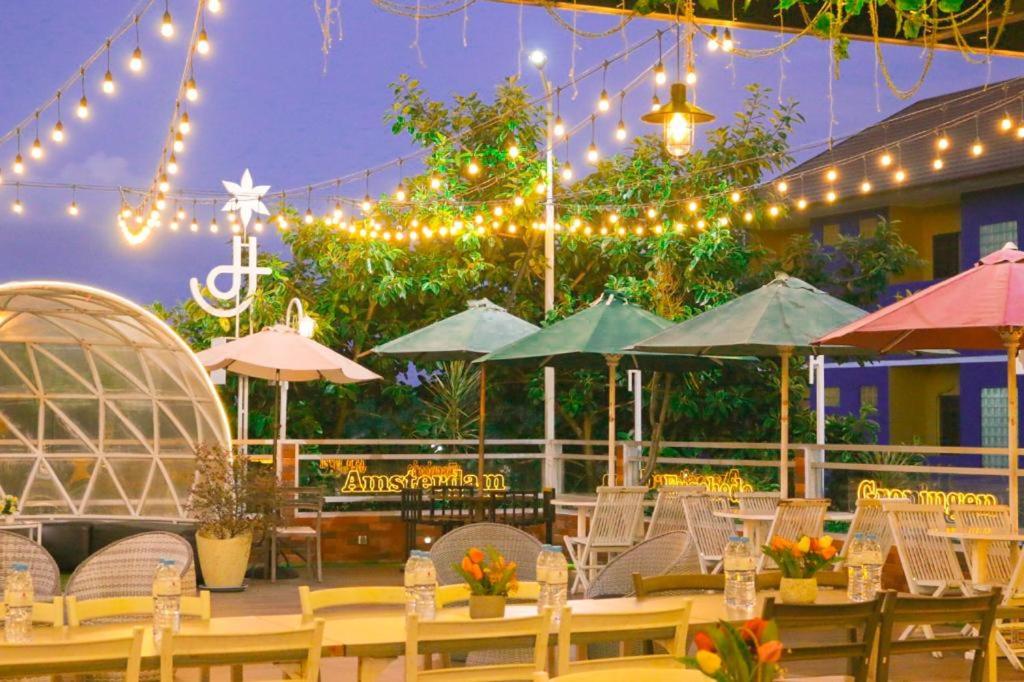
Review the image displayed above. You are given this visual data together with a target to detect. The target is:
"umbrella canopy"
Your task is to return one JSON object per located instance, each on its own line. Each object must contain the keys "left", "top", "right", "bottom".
{"left": 196, "top": 324, "right": 381, "bottom": 383}
{"left": 818, "top": 243, "right": 1024, "bottom": 528}
{"left": 373, "top": 298, "right": 539, "bottom": 361}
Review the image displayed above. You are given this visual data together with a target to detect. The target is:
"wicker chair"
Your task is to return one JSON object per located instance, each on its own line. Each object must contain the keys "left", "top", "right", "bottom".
{"left": 757, "top": 498, "right": 830, "bottom": 571}
{"left": 430, "top": 523, "right": 542, "bottom": 585}
{"left": 836, "top": 498, "right": 899, "bottom": 571}
{"left": 585, "top": 531, "right": 700, "bottom": 599}
{"left": 736, "top": 492, "right": 781, "bottom": 515}
{"left": 645, "top": 486, "right": 702, "bottom": 539}
{"left": 0, "top": 529, "right": 60, "bottom": 600}
{"left": 680, "top": 494, "right": 733, "bottom": 574}
{"left": 65, "top": 531, "right": 197, "bottom": 600}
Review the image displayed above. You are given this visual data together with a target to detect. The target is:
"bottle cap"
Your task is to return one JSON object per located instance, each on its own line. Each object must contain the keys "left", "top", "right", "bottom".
{"left": 11, "top": 562, "right": 28, "bottom": 571}
{"left": 865, "top": 533, "right": 878, "bottom": 541}
{"left": 853, "top": 532, "right": 864, "bottom": 540}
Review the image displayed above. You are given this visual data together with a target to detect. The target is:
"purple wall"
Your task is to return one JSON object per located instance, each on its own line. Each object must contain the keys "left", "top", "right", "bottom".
{"left": 813, "top": 364, "right": 890, "bottom": 442}
{"left": 960, "top": 184, "right": 1024, "bottom": 268}
{"left": 810, "top": 206, "right": 890, "bottom": 244}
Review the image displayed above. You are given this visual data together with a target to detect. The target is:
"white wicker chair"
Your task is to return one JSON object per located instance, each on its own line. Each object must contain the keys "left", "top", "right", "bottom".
{"left": 65, "top": 532, "right": 197, "bottom": 601}
{"left": 431, "top": 523, "right": 542, "bottom": 585}
{"left": 736, "top": 492, "right": 780, "bottom": 515}
{"left": 757, "top": 498, "right": 829, "bottom": 571}
{"left": 836, "top": 498, "right": 899, "bottom": 570}
{"left": 645, "top": 486, "right": 703, "bottom": 540}
{"left": 680, "top": 494, "right": 733, "bottom": 574}
{"left": 884, "top": 501, "right": 969, "bottom": 598}
{"left": 585, "top": 531, "right": 700, "bottom": 599}
{"left": 0, "top": 529, "right": 60, "bottom": 600}
{"left": 563, "top": 486, "right": 646, "bottom": 593}
{"left": 951, "top": 504, "right": 1014, "bottom": 588}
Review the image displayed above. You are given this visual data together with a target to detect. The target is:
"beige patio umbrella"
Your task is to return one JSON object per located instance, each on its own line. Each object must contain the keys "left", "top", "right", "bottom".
{"left": 196, "top": 323, "right": 381, "bottom": 463}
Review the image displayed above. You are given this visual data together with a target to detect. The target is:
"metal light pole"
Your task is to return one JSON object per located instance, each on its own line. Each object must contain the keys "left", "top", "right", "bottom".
{"left": 530, "top": 50, "right": 558, "bottom": 488}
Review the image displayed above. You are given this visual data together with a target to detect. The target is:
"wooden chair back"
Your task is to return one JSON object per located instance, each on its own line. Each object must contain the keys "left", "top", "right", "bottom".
{"left": 159, "top": 618, "right": 325, "bottom": 682}
{"left": 951, "top": 503, "right": 1015, "bottom": 587}
{"left": 875, "top": 589, "right": 1001, "bottom": 682}
{"left": 680, "top": 494, "right": 733, "bottom": 573}
{"left": 66, "top": 590, "right": 211, "bottom": 626}
{"left": 405, "top": 611, "right": 549, "bottom": 681}
{"left": 883, "top": 501, "right": 965, "bottom": 595}
{"left": 0, "top": 596, "right": 64, "bottom": 626}
{"left": 838, "top": 498, "right": 897, "bottom": 570}
{"left": 533, "top": 669, "right": 711, "bottom": 682}
{"left": 762, "top": 594, "right": 885, "bottom": 682}
{"left": 298, "top": 585, "right": 406, "bottom": 616}
{"left": 0, "top": 625, "right": 143, "bottom": 680}
{"left": 758, "top": 499, "right": 830, "bottom": 571}
{"left": 426, "top": 485, "right": 478, "bottom": 525}
{"left": 555, "top": 599, "right": 692, "bottom": 676}
{"left": 632, "top": 571, "right": 787, "bottom": 596}
{"left": 646, "top": 486, "right": 701, "bottom": 539}
{"left": 736, "top": 492, "right": 781, "bottom": 515}
{"left": 589, "top": 486, "right": 648, "bottom": 546}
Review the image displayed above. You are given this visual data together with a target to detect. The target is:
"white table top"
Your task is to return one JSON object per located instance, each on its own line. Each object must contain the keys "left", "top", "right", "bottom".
{"left": 714, "top": 510, "right": 855, "bottom": 522}
{"left": 551, "top": 496, "right": 655, "bottom": 508}
{"left": 927, "top": 527, "right": 1024, "bottom": 542}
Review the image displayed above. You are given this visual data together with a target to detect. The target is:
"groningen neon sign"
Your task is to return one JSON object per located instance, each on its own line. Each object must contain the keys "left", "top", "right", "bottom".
{"left": 856, "top": 479, "right": 998, "bottom": 515}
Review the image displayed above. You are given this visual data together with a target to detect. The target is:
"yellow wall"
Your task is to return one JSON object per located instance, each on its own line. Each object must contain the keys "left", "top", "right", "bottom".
{"left": 751, "top": 227, "right": 804, "bottom": 260}
{"left": 888, "top": 364, "right": 959, "bottom": 445}
{"left": 889, "top": 204, "right": 960, "bottom": 283}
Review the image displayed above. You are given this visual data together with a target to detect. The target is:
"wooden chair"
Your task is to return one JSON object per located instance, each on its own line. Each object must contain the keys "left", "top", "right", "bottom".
{"left": 532, "top": 669, "right": 709, "bottom": 682}
{"left": 874, "top": 589, "right": 1001, "bottom": 682}
{"left": 0, "top": 626, "right": 143, "bottom": 681}
{"left": 405, "top": 611, "right": 549, "bottom": 682}
{"left": 564, "top": 486, "right": 647, "bottom": 592}
{"left": 645, "top": 486, "right": 703, "bottom": 539}
{"left": 983, "top": 547, "right": 1024, "bottom": 671}
{"left": 758, "top": 498, "right": 830, "bottom": 571}
{"left": 159, "top": 618, "right": 325, "bottom": 682}
{"left": 66, "top": 590, "right": 211, "bottom": 626}
{"left": 680, "top": 494, "right": 734, "bottom": 574}
{"left": 737, "top": 491, "right": 781, "bottom": 515}
{"left": 554, "top": 599, "right": 692, "bottom": 676}
{"left": 0, "top": 596, "right": 64, "bottom": 626}
{"left": 836, "top": 498, "right": 898, "bottom": 571}
{"left": 761, "top": 594, "right": 885, "bottom": 682}
{"left": 883, "top": 502, "right": 969, "bottom": 598}
{"left": 298, "top": 585, "right": 406, "bottom": 616}
{"left": 272, "top": 486, "right": 324, "bottom": 582}
{"left": 950, "top": 503, "right": 1015, "bottom": 588}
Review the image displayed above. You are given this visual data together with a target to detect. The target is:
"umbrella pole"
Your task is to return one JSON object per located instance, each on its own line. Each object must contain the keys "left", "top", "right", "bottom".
{"left": 607, "top": 355, "right": 621, "bottom": 487}
{"left": 1006, "top": 331, "right": 1021, "bottom": 532}
{"left": 477, "top": 364, "right": 487, "bottom": 485}
{"left": 780, "top": 347, "right": 792, "bottom": 498}
{"left": 272, "top": 370, "right": 281, "bottom": 477}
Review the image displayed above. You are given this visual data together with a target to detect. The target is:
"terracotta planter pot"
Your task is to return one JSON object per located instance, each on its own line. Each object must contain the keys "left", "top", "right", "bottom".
{"left": 469, "top": 594, "right": 507, "bottom": 619}
{"left": 779, "top": 577, "right": 818, "bottom": 604}
{"left": 196, "top": 530, "right": 252, "bottom": 588}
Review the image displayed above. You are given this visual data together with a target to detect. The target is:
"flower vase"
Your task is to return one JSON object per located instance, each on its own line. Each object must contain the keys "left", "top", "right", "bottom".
{"left": 469, "top": 594, "right": 507, "bottom": 619}
{"left": 779, "top": 577, "right": 818, "bottom": 604}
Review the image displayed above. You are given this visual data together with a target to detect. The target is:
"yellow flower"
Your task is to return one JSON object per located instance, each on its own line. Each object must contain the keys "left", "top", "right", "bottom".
{"left": 695, "top": 650, "right": 722, "bottom": 675}
{"left": 795, "top": 536, "right": 811, "bottom": 554}
{"left": 818, "top": 535, "right": 833, "bottom": 549}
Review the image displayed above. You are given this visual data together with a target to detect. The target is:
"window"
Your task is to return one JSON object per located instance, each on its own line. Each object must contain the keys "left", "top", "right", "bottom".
{"left": 932, "top": 232, "right": 960, "bottom": 279}
{"left": 824, "top": 387, "right": 841, "bottom": 408}
{"left": 860, "top": 385, "right": 878, "bottom": 411}
{"left": 822, "top": 224, "right": 842, "bottom": 247}
{"left": 938, "top": 395, "right": 960, "bottom": 447}
{"left": 981, "top": 387, "right": 1008, "bottom": 468}
{"left": 859, "top": 218, "right": 878, "bottom": 238}
{"left": 979, "top": 221, "right": 1018, "bottom": 258}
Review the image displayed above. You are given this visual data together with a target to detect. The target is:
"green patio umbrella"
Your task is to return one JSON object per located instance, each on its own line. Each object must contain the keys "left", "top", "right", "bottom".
{"left": 631, "top": 273, "right": 868, "bottom": 495}
{"left": 477, "top": 294, "right": 720, "bottom": 484}
{"left": 373, "top": 298, "right": 539, "bottom": 481}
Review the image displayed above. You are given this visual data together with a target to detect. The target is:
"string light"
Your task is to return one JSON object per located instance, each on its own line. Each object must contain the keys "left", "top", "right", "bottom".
{"left": 721, "top": 29, "right": 734, "bottom": 53}
{"left": 597, "top": 63, "right": 610, "bottom": 112}
{"left": 935, "top": 133, "right": 951, "bottom": 151}
{"left": 51, "top": 94, "right": 65, "bottom": 143}
{"left": 30, "top": 114, "right": 43, "bottom": 160}
{"left": 707, "top": 27, "right": 719, "bottom": 51}
{"left": 730, "top": 191, "right": 741, "bottom": 203}
{"left": 825, "top": 168, "right": 838, "bottom": 182}
{"left": 615, "top": 94, "right": 627, "bottom": 141}
{"left": 178, "top": 111, "right": 191, "bottom": 134}
{"left": 12, "top": 129, "right": 24, "bottom": 174}
{"left": 466, "top": 159, "right": 480, "bottom": 176}
{"left": 743, "top": 210, "right": 753, "bottom": 223}
{"left": 507, "top": 142, "right": 520, "bottom": 159}
{"left": 77, "top": 69, "right": 90, "bottom": 119}
{"left": 775, "top": 180, "right": 788, "bottom": 194}
{"left": 932, "top": 158, "right": 944, "bottom": 170}
{"left": 561, "top": 161, "right": 574, "bottom": 181}
{"left": 860, "top": 180, "right": 872, "bottom": 193}
{"left": 825, "top": 190, "right": 837, "bottom": 203}
{"left": 67, "top": 186, "right": 79, "bottom": 216}
{"left": 197, "top": 28, "right": 210, "bottom": 55}
{"left": 653, "top": 33, "right": 667, "bottom": 85}
{"left": 894, "top": 168, "right": 907, "bottom": 183}
{"left": 11, "top": 184, "right": 23, "bottom": 215}
{"left": 209, "top": 216, "right": 218, "bottom": 233}
{"left": 586, "top": 117, "right": 599, "bottom": 163}
{"left": 129, "top": 17, "right": 144, "bottom": 72}
{"left": 166, "top": 153, "right": 178, "bottom": 174}
{"left": 879, "top": 151, "right": 892, "bottom": 167}
{"left": 173, "top": 130, "right": 185, "bottom": 152}
{"left": 208, "top": 0, "right": 222, "bottom": 13}
{"left": 796, "top": 198, "right": 808, "bottom": 210}
{"left": 971, "top": 139, "right": 984, "bottom": 156}
{"left": 160, "top": 2, "right": 175, "bottom": 39}
{"left": 158, "top": 173, "right": 170, "bottom": 192}
{"left": 429, "top": 175, "right": 441, "bottom": 190}
{"left": 1000, "top": 113, "right": 1014, "bottom": 131}
{"left": 185, "top": 74, "right": 198, "bottom": 102}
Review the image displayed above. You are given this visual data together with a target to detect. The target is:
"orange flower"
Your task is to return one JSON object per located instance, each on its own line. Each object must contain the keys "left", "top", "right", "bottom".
{"left": 461, "top": 556, "right": 475, "bottom": 574}
{"left": 809, "top": 537, "right": 821, "bottom": 552}
{"left": 820, "top": 545, "right": 837, "bottom": 560}
{"left": 769, "top": 536, "right": 792, "bottom": 552}
{"left": 742, "top": 618, "right": 767, "bottom": 643}
{"left": 469, "top": 563, "right": 483, "bottom": 581}
{"left": 757, "top": 640, "right": 783, "bottom": 663}
{"left": 468, "top": 547, "right": 485, "bottom": 564}
{"left": 694, "top": 630, "right": 716, "bottom": 652}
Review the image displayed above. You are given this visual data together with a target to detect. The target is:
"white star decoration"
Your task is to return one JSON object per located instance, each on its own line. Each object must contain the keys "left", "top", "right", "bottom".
{"left": 222, "top": 169, "right": 270, "bottom": 228}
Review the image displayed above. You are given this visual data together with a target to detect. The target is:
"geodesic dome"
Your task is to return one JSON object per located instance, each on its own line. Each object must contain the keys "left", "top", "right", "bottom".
{"left": 0, "top": 282, "right": 231, "bottom": 519}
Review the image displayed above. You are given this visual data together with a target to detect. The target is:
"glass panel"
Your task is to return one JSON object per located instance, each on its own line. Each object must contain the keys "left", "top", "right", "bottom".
{"left": 158, "top": 407, "right": 193, "bottom": 454}
{"left": 107, "top": 458, "right": 152, "bottom": 509}
{"left": 93, "top": 353, "right": 147, "bottom": 394}
{"left": 45, "top": 315, "right": 123, "bottom": 344}
{"left": 161, "top": 458, "right": 197, "bottom": 505}
{"left": 37, "top": 344, "right": 94, "bottom": 389}
{"left": 46, "top": 458, "right": 95, "bottom": 505}
{"left": 0, "top": 344, "right": 36, "bottom": 389}
{"left": 106, "top": 316, "right": 159, "bottom": 344}
{"left": 981, "top": 387, "right": 1009, "bottom": 468}
{"left": 22, "top": 460, "right": 72, "bottom": 515}
{"left": 164, "top": 402, "right": 198, "bottom": 441}
{"left": 82, "top": 460, "right": 130, "bottom": 515}
{"left": 104, "top": 402, "right": 152, "bottom": 454}
{"left": 43, "top": 403, "right": 94, "bottom": 453}
{"left": 179, "top": 356, "right": 213, "bottom": 399}
{"left": 0, "top": 398, "right": 39, "bottom": 444}
{"left": 142, "top": 350, "right": 189, "bottom": 397}
{"left": 0, "top": 351, "right": 34, "bottom": 395}
{"left": 139, "top": 465, "right": 179, "bottom": 517}
{"left": 0, "top": 313, "right": 70, "bottom": 340}
{"left": 51, "top": 399, "right": 99, "bottom": 443}
{"left": 33, "top": 349, "right": 93, "bottom": 394}
{"left": 979, "top": 221, "right": 1018, "bottom": 258}
{"left": 0, "top": 458, "right": 35, "bottom": 498}
{"left": 96, "top": 348, "right": 149, "bottom": 391}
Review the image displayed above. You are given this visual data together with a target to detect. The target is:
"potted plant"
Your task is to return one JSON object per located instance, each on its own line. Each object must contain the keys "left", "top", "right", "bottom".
{"left": 187, "top": 444, "right": 278, "bottom": 589}
{"left": 685, "top": 618, "right": 783, "bottom": 682}
{"left": 453, "top": 546, "right": 519, "bottom": 619}
{"left": 1, "top": 494, "right": 18, "bottom": 521}
{"left": 761, "top": 535, "right": 840, "bottom": 604}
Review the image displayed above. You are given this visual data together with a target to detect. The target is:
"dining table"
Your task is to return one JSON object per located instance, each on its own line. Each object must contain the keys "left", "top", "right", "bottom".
{"left": 926, "top": 526, "right": 1024, "bottom": 587}
{"left": 713, "top": 509, "right": 856, "bottom": 549}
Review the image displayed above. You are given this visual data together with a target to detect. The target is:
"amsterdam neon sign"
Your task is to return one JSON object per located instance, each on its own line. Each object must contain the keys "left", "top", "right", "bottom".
{"left": 651, "top": 468, "right": 754, "bottom": 502}
{"left": 318, "top": 459, "right": 506, "bottom": 494}
{"left": 856, "top": 479, "right": 999, "bottom": 515}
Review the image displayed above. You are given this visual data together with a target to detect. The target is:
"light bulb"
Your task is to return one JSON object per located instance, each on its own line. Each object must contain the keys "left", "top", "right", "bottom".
{"left": 394, "top": 184, "right": 407, "bottom": 202}
{"left": 932, "top": 158, "right": 944, "bottom": 170}
{"left": 253, "top": 220, "right": 264, "bottom": 232}
{"left": 170, "top": 221, "right": 179, "bottom": 231}
{"left": 860, "top": 180, "right": 872, "bottom": 193}
{"left": 879, "top": 152, "right": 892, "bottom": 167}
{"left": 1017, "top": 125, "right": 1024, "bottom": 139}
{"left": 553, "top": 116, "right": 565, "bottom": 138}
{"left": 696, "top": 219, "right": 706, "bottom": 230}
{"left": 615, "top": 120, "right": 627, "bottom": 141}
{"left": 743, "top": 210, "right": 753, "bottom": 223}
{"left": 825, "top": 168, "right": 838, "bottom": 182}
{"left": 190, "top": 218, "right": 199, "bottom": 232}
{"left": 361, "top": 195, "right": 373, "bottom": 212}
{"left": 936, "top": 135, "right": 950, "bottom": 151}
{"left": 30, "top": 137, "right": 43, "bottom": 159}
{"left": 650, "top": 94, "right": 661, "bottom": 112}
{"left": 167, "top": 154, "right": 179, "bottom": 174}
{"left": 1001, "top": 115, "right": 1013, "bottom": 131}
{"left": 208, "top": 0, "right": 222, "bottom": 13}
{"left": 646, "top": 207, "right": 657, "bottom": 219}
{"left": 466, "top": 159, "right": 480, "bottom": 176}
{"left": 102, "top": 70, "right": 115, "bottom": 94}
{"left": 664, "top": 112, "right": 692, "bottom": 157}
{"left": 304, "top": 209, "right": 314, "bottom": 224}
{"left": 158, "top": 175, "right": 170, "bottom": 192}
{"left": 654, "top": 62, "right": 666, "bottom": 85}
{"left": 178, "top": 112, "right": 191, "bottom": 134}
{"left": 130, "top": 47, "right": 143, "bottom": 72}
{"left": 210, "top": 218, "right": 218, "bottom": 233}
{"left": 768, "top": 204, "right": 780, "bottom": 218}
{"left": 535, "top": 180, "right": 546, "bottom": 194}
{"left": 507, "top": 143, "right": 520, "bottom": 158}
{"left": 173, "top": 132, "right": 184, "bottom": 152}
{"left": 176, "top": 207, "right": 186, "bottom": 220}
{"left": 776, "top": 180, "right": 788, "bottom": 194}
{"left": 51, "top": 121, "right": 64, "bottom": 143}
{"left": 429, "top": 176, "right": 441, "bottom": 190}
{"left": 722, "top": 29, "right": 734, "bottom": 53}
{"left": 528, "top": 49, "right": 547, "bottom": 67}
{"left": 67, "top": 201, "right": 79, "bottom": 216}
{"left": 797, "top": 197, "right": 808, "bottom": 210}
{"left": 185, "top": 77, "right": 198, "bottom": 101}
{"left": 332, "top": 204, "right": 343, "bottom": 220}
{"left": 493, "top": 206, "right": 503, "bottom": 217}
{"left": 597, "top": 90, "right": 610, "bottom": 112}
{"left": 12, "top": 199, "right": 23, "bottom": 214}
{"left": 687, "top": 200, "right": 699, "bottom": 213}
{"left": 13, "top": 154, "right": 24, "bottom": 174}
{"left": 513, "top": 195, "right": 524, "bottom": 207}
{"left": 609, "top": 212, "right": 619, "bottom": 224}
{"left": 826, "top": 190, "right": 837, "bottom": 203}
{"left": 707, "top": 27, "right": 719, "bottom": 51}
{"left": 586, "top": 143, "right": 599, "bottom": 163}
{"left": 730, "top": 191, "right": 741, "bottom": 203}
{"left": 685, "top": 69, "right": 697, "bottom": 85}
{"left": 561, "top": 163, "right": 573, "bottom": 181}
{"left": 121, "top": 206, "right": 133, "bottom": 218}
{"left": 197, "top": 29, "right": 210, "bottom": 55}
{"left": 76, "top": 95, "right": 90, "bottom": 118}
{"left": 971, "top": 140, "right": 984, "bottom": 156}
{"left": 156, "top": 196, "right": 167, "bottom": 210}
{"left": 894, "top": 169, "right": 907, "bottom": 183}
{"left": 161, "top": 10, "right": 175, "bottom": 38}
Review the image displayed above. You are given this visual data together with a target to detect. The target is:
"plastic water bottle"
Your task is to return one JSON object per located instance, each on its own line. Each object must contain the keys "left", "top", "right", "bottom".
{"left": 723, "top": 536, "right": 756, "bottom": 614}
{"left": 846, "top": 533, "right": 866, "bottom": 602}
{"left": 536, "top": 545, "right": 552, "bottom": 612}
{"left": 153, "top": 558, "right": 181, "bottom": 645}
{"left": 547, "top": 546, "right": 569, "bottom": 622}
{"left": 415, "top": 552, "right": 437, "bottom": 620}
{"left": 4, "top": 563, "right": 33, "bottom": 643}
{"left": 861, "top": 534, "right": 884, "bottom": 601}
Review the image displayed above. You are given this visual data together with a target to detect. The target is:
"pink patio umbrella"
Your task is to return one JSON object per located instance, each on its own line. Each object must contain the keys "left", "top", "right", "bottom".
{"left": 817, "top": 243, "right": 1024, "bottom": 528}
{"left": 196, "top": 324, "right": 381, "bottom": 463}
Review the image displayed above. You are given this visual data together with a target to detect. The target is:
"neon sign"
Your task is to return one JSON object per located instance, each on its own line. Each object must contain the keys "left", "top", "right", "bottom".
{"left": 651, "top": 468, "right": 754, "bottom": 502}
{"left": 318, "top": 459, "right": 506, "bottom": 494}
{"left": 856, "top": 479, "right": 999, "bottom": 515}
